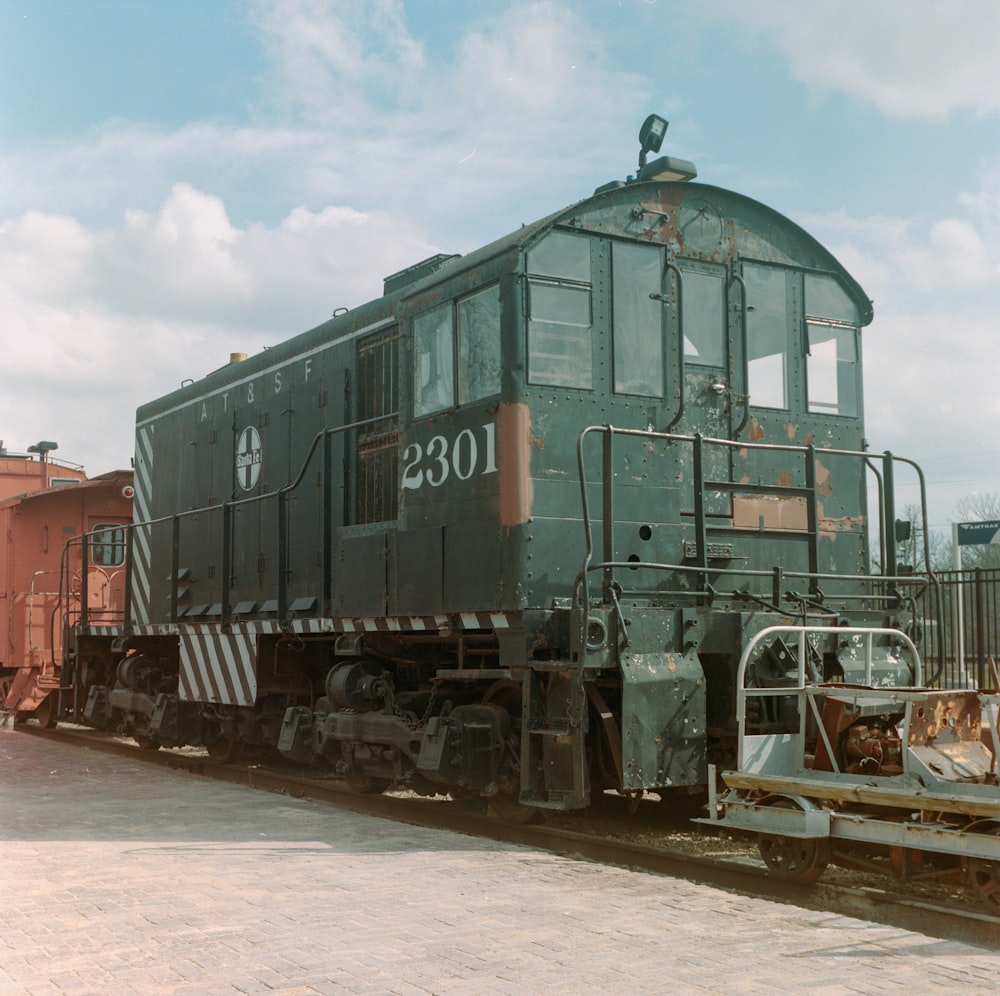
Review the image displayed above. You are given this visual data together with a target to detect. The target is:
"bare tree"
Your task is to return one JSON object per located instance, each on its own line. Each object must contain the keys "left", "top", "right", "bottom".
{"left": 895, "top": 502, "right": 950, "bottom": 573}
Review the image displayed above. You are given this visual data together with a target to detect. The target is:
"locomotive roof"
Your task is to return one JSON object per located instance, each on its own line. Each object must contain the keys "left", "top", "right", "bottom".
{"left": 139, "top": 178, "right": 871, "bottom": 419}
{"left": 393, "top": 178, "right": 871, "bottom": 323}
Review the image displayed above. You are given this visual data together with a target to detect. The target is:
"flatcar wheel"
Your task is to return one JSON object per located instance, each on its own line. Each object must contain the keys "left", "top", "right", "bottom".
{"left": 206, "top": 736, "right": 244, "bottom": 765}
{"left": 757, "top": 799, "right": 830, "bottom": 885}
{"left": 966, "top": 823, "right": 1000, "bottom": 911}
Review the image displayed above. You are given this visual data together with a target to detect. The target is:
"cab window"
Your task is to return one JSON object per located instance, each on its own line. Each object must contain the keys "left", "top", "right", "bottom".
{"left": 613, "top": 242, "right": 663, "bottom": 396}
{"left": 681, "top": 266, "right": 726, "bottom": 368}
{"left": 414, "top": 303, "right": 454, "bottom": 416}
{"left": 744, "top": 263, "right": 791, "bottom": 409}
{"left": 457, "top": 285, "right": 501, "bottom": 404}
{"left": 527, "top": 231, "right": 593, "bottom": 389}
{"left": 806, "top": 274, "right": 859, "bottom": 417}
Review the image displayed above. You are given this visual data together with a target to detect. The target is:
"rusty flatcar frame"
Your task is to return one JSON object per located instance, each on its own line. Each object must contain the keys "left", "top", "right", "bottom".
{"left": 700, "top": 624, "right": 1000, "bottom": 869}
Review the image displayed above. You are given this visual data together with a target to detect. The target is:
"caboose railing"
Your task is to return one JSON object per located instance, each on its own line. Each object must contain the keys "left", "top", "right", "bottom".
{"left": 574, "top": 425, "right": 938, "bottom": 656}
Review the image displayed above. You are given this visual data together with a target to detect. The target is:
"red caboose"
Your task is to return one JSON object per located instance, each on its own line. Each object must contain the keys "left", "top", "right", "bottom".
{"left": 0, "top": 446, "right": 133, "bottom": 726}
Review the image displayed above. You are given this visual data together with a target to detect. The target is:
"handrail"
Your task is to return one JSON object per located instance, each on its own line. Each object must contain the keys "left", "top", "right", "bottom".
{"left": 733, "top": 623, "right": 923, "bottom": 771}
{"left": 574, "top": 424, "right": 930, "bottom": 628}
{"left": 663, "top": 262, "right": 685, "bottom": 431}
{"left": 727, "top": 271, "right": 750, "bottom": 436}
{"left": 130, "top": 412, "right": 399, "bottom": 627}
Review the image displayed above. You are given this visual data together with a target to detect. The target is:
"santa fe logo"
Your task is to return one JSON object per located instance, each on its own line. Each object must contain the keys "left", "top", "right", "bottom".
{"left": 236, "top": 426, "right": 263, "bottom": 491}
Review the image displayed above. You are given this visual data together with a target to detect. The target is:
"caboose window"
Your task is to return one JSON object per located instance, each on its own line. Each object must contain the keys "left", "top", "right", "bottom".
{"left": 744, "top": 264, "right": 790, "bottom": 409}
{"left": 457, "top": 285, "right": 501, "bottom": 404}
{"left": 613, "top": 242, "right": 663, "bottom": 396}
{"left": 91, "top": 523, "right": 125, "bottom": 567}
{"left": 806, "top": 274, "right": 859, "bottom": 417}
{"left": 414, "top": 303, "right": 454, "bottom": 416}
{"left": 527, "top": 231, "right": 593, "bottom": 389}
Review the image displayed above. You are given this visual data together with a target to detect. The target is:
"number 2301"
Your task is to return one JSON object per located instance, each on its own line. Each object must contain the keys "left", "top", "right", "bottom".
{"left": 401, "top": 423, "right": 497, "bottom": 490}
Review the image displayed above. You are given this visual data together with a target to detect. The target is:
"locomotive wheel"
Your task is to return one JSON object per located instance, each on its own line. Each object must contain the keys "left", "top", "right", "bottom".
{"left": 205, "top": 736, "right": 244, "bottom": 765}
{"left": 757, "top": 798, "right": 830, "bottom": 885}
{"left": 344, "top": 770, "right": 390, "bottom": 794}
{"left": 33, "top": 695, "right": 58, "bottom": 730}
{"left": 486, "top": 791, "right": 539, "bottom": 824}
{"left": 481, "top": 680, "right": 536, "bottom": 822}
{"left": 965, "top": 822, "right": 1000, "bottom": 911}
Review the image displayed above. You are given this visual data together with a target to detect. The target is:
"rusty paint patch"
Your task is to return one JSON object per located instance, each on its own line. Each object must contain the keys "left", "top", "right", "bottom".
{"left": 817, "top": 515, "right": 865, "bottom": 538}
{"left": 748, "top": 417, "right": 765, "bottom": 441}
{"left": 497, "top": 402, "right": 533, "bottom": 526}
{"left": 783, "top": 421, "right": 799, "bottom": 441}
{"left": 777, "top": 471, "right": 794, "bottom": 489}
{"left": 802, "top": 432, "right": 815, "bottom": 447}
{"left": 732, "top": 494, "right": 808, "bottom": 531}
{"left": 816, "top": 501, "right": 865, "bottom": 539}
{"left": 814, "top": 458, "right": 833, "bottom": 499}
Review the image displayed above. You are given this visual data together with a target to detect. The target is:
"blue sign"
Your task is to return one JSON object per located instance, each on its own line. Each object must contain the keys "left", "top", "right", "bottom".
{"left": 956, "top": 520, "right": 1000, "bottom": 547}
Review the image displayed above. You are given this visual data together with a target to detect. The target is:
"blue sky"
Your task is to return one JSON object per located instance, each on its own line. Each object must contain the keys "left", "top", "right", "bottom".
{"left": 2, "top": 0, "right": 999, "bottom": 529}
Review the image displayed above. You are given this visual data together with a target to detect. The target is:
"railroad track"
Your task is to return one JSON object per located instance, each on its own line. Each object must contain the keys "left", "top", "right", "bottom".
{"left": 18, "top": 723, "right": 1000, "bottom": 949}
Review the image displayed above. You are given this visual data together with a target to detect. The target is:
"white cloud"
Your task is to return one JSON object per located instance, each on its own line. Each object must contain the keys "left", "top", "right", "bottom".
{"left": 715, "top": 0, "right": 1000, "bottom": 119}
{"left": 0, "top": 185, "right": 440, "bottom": 472}
{"left": 245, "top": 0, "right": 426, "bottom": 124}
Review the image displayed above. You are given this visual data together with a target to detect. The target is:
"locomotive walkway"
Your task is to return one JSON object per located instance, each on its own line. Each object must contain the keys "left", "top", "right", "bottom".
{"left": 1, "top": 732, "right": 997, "bottom": 995}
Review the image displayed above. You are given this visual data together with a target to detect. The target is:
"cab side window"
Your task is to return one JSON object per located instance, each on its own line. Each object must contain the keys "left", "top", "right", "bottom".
{"left": 457, "top": 285, "right": 501, "bottom": 405}
{"left": 805, "top": 274, "right": 859, "bottom": 417}
{"left": 527, "top": 231, "right": 593, "bottom": 389}
{"left": 414, "top": 304, "right": 454, "bottom": 416}
{"left": 414, "top": 284, "right": 502, "bottom": 417}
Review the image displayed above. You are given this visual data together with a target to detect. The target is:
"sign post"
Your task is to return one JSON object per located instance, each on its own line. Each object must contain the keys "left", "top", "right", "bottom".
{"left": 951, "top": 520, "right": 1000, "bottom": 687}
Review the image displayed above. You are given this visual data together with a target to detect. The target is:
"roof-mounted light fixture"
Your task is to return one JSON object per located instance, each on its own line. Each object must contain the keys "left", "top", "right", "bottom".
{"left": 637, "top": 114, "right": 697, "bottom": 182}
{"left": 638, "top": 114, "right": 668, "bottom": 171}
{"left": 593, "top": 113, "right": 698, "bottom": 195}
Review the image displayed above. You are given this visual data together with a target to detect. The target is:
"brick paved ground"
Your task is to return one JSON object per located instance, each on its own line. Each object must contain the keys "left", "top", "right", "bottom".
{"left": 1, "top": 730, "right": 998, "bottom": 995}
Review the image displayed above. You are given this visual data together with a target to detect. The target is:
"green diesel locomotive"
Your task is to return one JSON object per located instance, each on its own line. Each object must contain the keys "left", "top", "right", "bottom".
{"left": 68, "top": 118, "right": 939, "bottom": 825}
